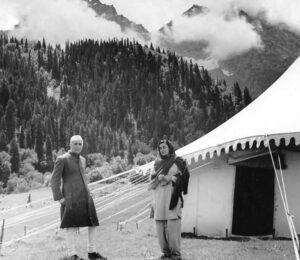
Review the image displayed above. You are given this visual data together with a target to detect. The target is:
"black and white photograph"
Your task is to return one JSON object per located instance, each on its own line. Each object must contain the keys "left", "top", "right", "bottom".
{"left": 1, "top": 0, "right": 300, "bottom": 259}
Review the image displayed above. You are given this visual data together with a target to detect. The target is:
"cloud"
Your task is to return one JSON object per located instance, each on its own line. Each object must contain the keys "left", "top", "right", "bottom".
{"left": 1, "top": 0, "right": 300, "bottom": 59}
{"left": 230, "top": 0, "right": 300, "bottom": 34}
{"left": 0, "top": 0, "right": 143, "bottom": 46}
{"left": 161, "top": 12, "right": 263, "bottom": 60}
{"left": 103, "top": 0, "right": 300, "bottom": 60}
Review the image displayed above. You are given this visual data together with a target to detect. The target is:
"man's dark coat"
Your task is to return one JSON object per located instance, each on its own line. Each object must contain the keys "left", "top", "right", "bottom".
{"left": 51, "top": 152, "right": 99, "bottom": 228}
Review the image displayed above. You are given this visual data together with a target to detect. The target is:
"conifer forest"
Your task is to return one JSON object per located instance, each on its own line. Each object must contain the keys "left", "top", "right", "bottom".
{"left": 0, "top": 35, "right": 252, "bottom": 187}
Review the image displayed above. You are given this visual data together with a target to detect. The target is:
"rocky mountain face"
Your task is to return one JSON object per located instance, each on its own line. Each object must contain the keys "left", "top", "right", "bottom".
{"left": 156, "top": 5, "right": 300, "bottom": 97}
{"left": 84, "top": 0, "right": 150, "bottom": 41}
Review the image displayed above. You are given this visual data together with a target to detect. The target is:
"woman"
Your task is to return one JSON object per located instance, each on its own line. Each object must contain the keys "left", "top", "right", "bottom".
{"left": 149, "top": 139, "right": 190, "bottom": 260}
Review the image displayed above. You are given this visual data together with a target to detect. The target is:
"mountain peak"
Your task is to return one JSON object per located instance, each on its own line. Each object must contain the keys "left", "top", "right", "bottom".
{"left": 84, "top": 0, "right": 150, "bottom": 40}
{"left": 86, "top": 0, "right": 117, "bottom": 18}
{"left": 182, "top": 5, "right": 209, "bottom": 17}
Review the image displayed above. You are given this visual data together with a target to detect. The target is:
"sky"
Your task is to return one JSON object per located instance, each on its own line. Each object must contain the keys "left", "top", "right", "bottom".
{"left": 1, "top": 0, "right": 300, "bottom": 61}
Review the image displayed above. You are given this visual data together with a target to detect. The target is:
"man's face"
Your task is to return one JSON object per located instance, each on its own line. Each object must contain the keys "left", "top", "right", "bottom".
{"left": 159, "top": 143, "right": 169, "bottom": 157}
{"left": 70, "top": 140, "right": 83, "bottom": 154}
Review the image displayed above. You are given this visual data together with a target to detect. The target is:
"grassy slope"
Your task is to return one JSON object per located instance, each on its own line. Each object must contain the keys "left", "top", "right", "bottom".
{"left": 0, "top": 188, "right": 296, "bottom": 260}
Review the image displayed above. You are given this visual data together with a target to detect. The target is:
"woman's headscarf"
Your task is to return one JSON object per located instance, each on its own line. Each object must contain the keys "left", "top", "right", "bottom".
{"left": 154, "top": 138, "right": 176, "bottom": 176}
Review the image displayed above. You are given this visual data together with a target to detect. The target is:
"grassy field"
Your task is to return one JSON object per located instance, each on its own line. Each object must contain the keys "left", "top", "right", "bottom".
{"left": 0, "top": 187, "right": 297, "bottom": 260}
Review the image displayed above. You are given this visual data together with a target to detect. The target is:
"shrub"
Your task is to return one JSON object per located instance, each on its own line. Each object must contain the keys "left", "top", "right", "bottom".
{"left": 15, "top": 178, "right": 30, "bottom": 193}
{"left": 6, "top": 174, "right": 30, "bottom": 193}
{"left": 135, "top": 140, "right": 151, "bottom": 155}
{"left": 0, "top": 181, "right": 5, "bottom": 194}
{"left": 26, "top": 171, "right": 44, "bottom": 185}
{"left": 20, "top": 149, "right": 38, "bottom": 165}
{"left": 87, "top": 153, "right": 105, "bottom": 168}
{"left": 44, "top": 172, "right": 52, "bottom": 187}
{"left": 87, "top": 168, "right": 103, "bottom": 183}
{"left": 19, "top": 162, "right": 35, "bottom": 176}
{"left": 134, "top": 152, "right": 156, "bottom": 166}
{"left": 87, "top": 165, "right": 113, "bottom": 183}
{"left": 6, "top": 174, "right": 18, "bottom": 194}
{"left": 109, "top": 156, "right": 127, "bottom": 174}
{"left": 29, "top": 180, "right": 43, "bottom": 190}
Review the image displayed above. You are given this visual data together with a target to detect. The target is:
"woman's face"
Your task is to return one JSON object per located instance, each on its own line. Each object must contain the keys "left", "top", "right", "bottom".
{"left": 159, "top": 143, "right": 170, "bottom": 157}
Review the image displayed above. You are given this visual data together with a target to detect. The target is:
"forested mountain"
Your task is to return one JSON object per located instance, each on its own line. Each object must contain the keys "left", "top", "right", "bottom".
{"left": 0, "top": 35, "right": 251, "bottom": 174}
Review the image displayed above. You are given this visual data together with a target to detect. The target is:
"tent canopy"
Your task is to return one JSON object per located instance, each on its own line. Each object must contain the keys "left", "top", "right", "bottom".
{"left": 177, "top": 57, "right": 300, "bottom": 163}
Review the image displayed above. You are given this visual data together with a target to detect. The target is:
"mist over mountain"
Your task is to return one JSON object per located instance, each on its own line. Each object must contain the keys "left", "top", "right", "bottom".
{"left": 215, "top": 11, "right": 300, "bottom": 96}
{"left": 155, "top": 5, "right": 300, "bottom": 96}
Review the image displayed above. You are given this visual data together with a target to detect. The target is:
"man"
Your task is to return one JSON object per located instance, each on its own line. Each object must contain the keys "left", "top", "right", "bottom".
{"left": 51, "top": 135, "right": 107, "bottom": 260}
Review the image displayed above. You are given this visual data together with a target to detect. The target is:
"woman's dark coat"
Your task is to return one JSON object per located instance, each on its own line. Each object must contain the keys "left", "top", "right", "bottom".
{"left": 51, "top": 152, "right": 99, "bottom": 228}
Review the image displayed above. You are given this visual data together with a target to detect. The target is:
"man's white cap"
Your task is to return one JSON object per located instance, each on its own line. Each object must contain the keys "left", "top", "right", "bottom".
{"left": 70, "top": 135, "right": 83, "bottom": 143}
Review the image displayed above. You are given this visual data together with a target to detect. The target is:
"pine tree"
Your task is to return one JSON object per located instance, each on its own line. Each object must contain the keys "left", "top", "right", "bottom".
{"left": 42, "top": 38, "right": 46, "bottom": 51}
{"left": 58, "top": 116, "right": 66, "bottom": 149}
{"left": 45, "top": 134, "right": 53, "bottom": 171}
{"left": 24, "top": 39, "right": 28, "bottom": 52}
{"left": 52, "top": 50, "right": 60, "bottom": 80}
{"left": 0, "top": 151, "right": 11, "bottom": 187}
{"left": 0, "top": 130, "right": 8, "bottom": 152}
{"left": 9, "top": 137, "right": 19, "bottom": 174}
{"left": 127, "top": 139, "right": 134, "bottom": 165}
{"left": 25, "top": 123, "right": 33, "bottom": 149}
{"left": 37, "top": 50, "right": 43, "bottom": 68}
{"left": 0, "top": 106, "right": 4, "bottom": 126}
{"left": 0, "top": 116, "right": 6, "bottom": 131}
{"left": 243, "top": 87, "right": 252, "bottom": 107}
{"left": 23, "top": 98, "right": 32, "bottom": 123}
{"left": 5, "top": 99, "right": 17, "bottom": 142}
{"left": 233, "top": 82, "right": 242, "bottom": 111}
{"left": 35, "top": 119, "right": 44, "bottom": 166}
{"left": 0, "top": 82, "right": 10, "bottom": 109}
{"left": 104, "top": 138, "right": 111, "bottom": 160}
{"left": 19, "top": 127, "right": 25, "bottom": 148}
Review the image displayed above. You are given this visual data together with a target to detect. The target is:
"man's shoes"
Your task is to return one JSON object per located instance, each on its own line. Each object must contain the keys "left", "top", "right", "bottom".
{"left": 88, "top": 252, "right": 107, "bottom": 260}
{"left": 66, "top": 255, "right": 84, "bottom": 260}
{"left": 171, "top": 256, "right": 183, "bottom": 260}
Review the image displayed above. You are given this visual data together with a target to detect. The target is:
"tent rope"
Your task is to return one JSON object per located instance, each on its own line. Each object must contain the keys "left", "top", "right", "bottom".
{"left": 277, "top": 154, "right": 300, "bottom": 248}
{"left": 265, "top": 134, "right": 300, "bottom": 260}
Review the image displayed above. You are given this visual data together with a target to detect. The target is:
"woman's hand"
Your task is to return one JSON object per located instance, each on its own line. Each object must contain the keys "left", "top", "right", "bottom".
{"left": 59, "top": 198, "right": 66, "bottom": 205}
{"left": 158, "top": 175, "right": 165, "bottom": 181}
{"left": 171, "top": 175, "right": 178, "bottom": 183}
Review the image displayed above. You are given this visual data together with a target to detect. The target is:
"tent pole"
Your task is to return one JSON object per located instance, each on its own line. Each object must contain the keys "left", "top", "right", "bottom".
{"left": 265, "top": 135, "right": 300, "bottom": 260}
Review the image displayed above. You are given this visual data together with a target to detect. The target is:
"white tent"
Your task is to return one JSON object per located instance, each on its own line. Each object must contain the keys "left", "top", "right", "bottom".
{"left": 177, "top": 57, "right": 300, "bottom": 237}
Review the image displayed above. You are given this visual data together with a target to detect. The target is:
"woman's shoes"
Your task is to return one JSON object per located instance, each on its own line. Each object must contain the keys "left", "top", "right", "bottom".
{"left": 157, "top": 254, "right": 172, "bottom": 259}
{"left": 88, "top": 252, "right": 107, "bottom": 260}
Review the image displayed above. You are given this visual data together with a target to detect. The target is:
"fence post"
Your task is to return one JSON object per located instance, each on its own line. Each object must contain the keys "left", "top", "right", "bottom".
{"left": 0, "top": 219, "right": 5, "bottom": 255}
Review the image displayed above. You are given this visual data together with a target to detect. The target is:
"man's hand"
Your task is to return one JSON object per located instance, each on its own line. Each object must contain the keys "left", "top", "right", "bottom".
{"left": 59, "top": 198, "right": 66, "bottom": 205}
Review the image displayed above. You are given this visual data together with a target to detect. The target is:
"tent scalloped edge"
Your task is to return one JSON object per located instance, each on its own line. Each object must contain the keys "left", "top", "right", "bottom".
{"left": 181, "top": 133, "right": 300, "bottom": 165}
